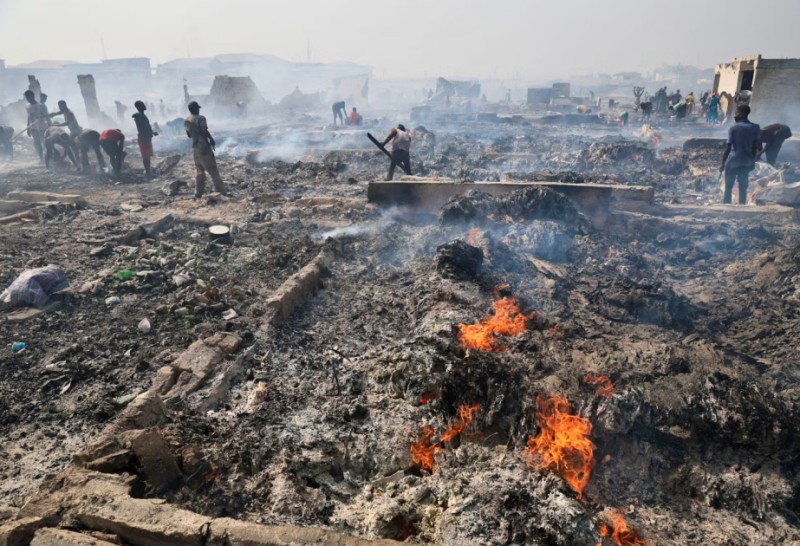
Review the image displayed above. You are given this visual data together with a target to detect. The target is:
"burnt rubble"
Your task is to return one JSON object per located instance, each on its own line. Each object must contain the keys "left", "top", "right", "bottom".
{"left": 1, "top": 119, "right": 800, "bottom": 546}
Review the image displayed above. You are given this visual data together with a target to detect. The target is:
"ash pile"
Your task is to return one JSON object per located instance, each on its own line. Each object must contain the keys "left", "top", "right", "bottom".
{"left": 2, "top": 112, "right": 800, "bottom": 546}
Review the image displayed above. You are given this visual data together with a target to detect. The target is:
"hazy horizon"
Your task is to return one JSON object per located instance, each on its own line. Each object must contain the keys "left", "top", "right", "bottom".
{"left": 1, "top": 0, "right": 799, "bottom": 80}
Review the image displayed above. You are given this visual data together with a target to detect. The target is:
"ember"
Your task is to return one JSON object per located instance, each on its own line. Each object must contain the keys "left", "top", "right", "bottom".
{"left": 598, "top": 512, "right": 645, "bottom": 546}
{"left": 419, "top": 393, "right": 437, "bottom": 405}
{"left": 584, "top": 374, "right": 614, "bottom": 398}
{"left": 440, "top": 403, "right": 479, "bottom": 442}
{"left": 457, "top": 297, "right": 534, "bottom": 351}
{"left": 522, "top": 395, "right": 594, "bottom": 498}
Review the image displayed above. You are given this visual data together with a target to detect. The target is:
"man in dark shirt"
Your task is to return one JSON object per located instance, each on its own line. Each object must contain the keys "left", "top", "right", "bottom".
{"left": 758, "top": 124, "right": 792, "bottom": 166}
{"left": 44, "top": 127, "right": 78, "bottom": 170}
{"left": 332, "top": 101, "right": 346, "bottom": 126}
{"left": 0, "top": 126, "right": 14, "bottom": 159}
{"left": 720, "top": 105, "right": 761, "bottom": 205}
{"left": 75, "top": 129, "right": 106, "bottom": 173}
{"left": 132, "top": 100, "right": 158, "bottom": 177}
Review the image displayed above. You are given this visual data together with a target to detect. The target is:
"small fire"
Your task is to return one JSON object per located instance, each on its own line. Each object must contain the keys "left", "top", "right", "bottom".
{"left": 584, "top": 374, "right": 614, "bottom": 398}
{"left": 457, "top": 298, "right": 534, "bottom": 352}
{"left": 440, "top": 404, "right": 479, "bottom": 442}
{"left": 419, "top": 393, "right": 437, "bottom": 405}
{"left": 522, "top": 395, "right": 594, "bottom": 499}
{"left": 410, "top": 404, "right": 479, "bottom": 472}
{"left": 598, "top": 512, "right": 645, "bottom": 546}
{"left": 466, "top": 227, "right": 482, "bottom": 246}
{"left": 410, "top": 425, "right": 440, "bottom": 472}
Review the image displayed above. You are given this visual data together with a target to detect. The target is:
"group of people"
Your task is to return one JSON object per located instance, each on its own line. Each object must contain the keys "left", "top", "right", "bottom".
{"left": 1, "top": 90, "right": 227, "bottom": 199}
{"left": 719, "top": 104, "right": 793, "bottom": 204}
{"left": 332, "top": 101, "right": 363, "bottom": 127}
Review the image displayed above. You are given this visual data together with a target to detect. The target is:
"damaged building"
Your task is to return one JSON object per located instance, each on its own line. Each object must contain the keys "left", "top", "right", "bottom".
{"left": 713, "top": 54, "right": 800, "bottom": 124}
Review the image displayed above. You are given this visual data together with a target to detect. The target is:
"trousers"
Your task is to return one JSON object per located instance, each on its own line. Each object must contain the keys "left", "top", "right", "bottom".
{"left": 193, "top": 148, "right": 224, "bottom": 197}
{"left": 387, "top": 149, "right": 411, "bottom": 181}
{"left": 724, "top": 166, "right": 750, "bottom": 205}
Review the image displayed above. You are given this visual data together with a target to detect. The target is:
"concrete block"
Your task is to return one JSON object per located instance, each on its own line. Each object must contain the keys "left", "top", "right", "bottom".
{"left": 0, "top": 517, "right": 46, "bottom": 546}
{"left": 107, "top": 392, "right": 168, "bottom": 435}
{"left": 118, "top": 430, "right": 182, "bottom": 494}
{"left": 209, "top": 518, "right": 401, "bottom": 546}
{"left": 31, "top": 529, "right": 117, "bottom": 546}
{"left": 6, "top": 191, "right": 86, "bottom": 206}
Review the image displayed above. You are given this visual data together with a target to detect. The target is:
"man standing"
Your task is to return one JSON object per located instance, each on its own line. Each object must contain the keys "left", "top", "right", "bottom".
{"left": 132, "top": 100, "right": 158, "bottom": 177}
{"left": 758, "top": 124, "right": 792, "bottom": 166}
{"left": 24, "top": 90, "right": 49, "bottom": 161}
{"left": 99, "top": 128, "right": 126, "bottom": 175}
{"left": 44, "top": 127, "right": 78, "bottom": 170}
{"left": 382, "top": 124, "right": 412, "bottom": 181}
{"left": 0, "top": 126, "right": 14, "bottom": 159}
{"left": 332, "top": 101, "right": 346, "bottom": 126}
{"left": 707, "top": 93, "right": 720, "bottom": 124}
{"left": 184, "top": 101, "right": 225, "bottom": 198}
{"left": 115, "top": 101, "right": 127, "bottom": 123}
{"left": 720, "top": 105, "right": 761, "bottom": 205}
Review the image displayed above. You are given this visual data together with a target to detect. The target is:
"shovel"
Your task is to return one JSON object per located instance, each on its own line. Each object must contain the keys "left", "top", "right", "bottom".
{"left": 367, "top": 133, "right": 392, "bottom": 160}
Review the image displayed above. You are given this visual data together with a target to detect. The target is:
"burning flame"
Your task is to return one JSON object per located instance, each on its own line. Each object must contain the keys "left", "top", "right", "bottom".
{"left": 457, "top": 298, "right": 533, "bottom": 352}
{"left": 598, "top": 512, "right": 645, "bottom": 546}
{"left": 466, "top": 227, "right": 482, "bottom": 246}
{"left": 410, "top": 425, "right": 440, "bottom": 472}
{"left": 419, "top": 393, "right": 437, "bottom": 405}
{"left": 522, "top": 395, "right": 594, "bottom": 499}
{"left": 440, "top": 404, "right": 480, "bottom": 442}
{"left": 584, "top": 374, "right": 614, "bottom": 398}
{"left": 410, "top": 404, "right": 479, "bottom": 472}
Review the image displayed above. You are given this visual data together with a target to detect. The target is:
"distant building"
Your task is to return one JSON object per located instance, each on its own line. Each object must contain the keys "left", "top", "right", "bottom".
{"left": 713, "top": 54, "right": 800, "bottom": 125}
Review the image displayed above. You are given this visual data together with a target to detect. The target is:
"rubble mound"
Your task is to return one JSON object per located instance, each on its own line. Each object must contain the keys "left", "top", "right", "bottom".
{"left": 434, "top": 240, "right": 483, "bottom": 280}
{"left": 440, "top": 187, "right": 580, "bottom": 226}
{"left": 439, "top": 190, "right": 497, "bottom": 224}
{"left": 499, "top": 186, "right": 581, "bottom": 224}
{"left": 583, "top": 139, "right": 656, "bottom": 165}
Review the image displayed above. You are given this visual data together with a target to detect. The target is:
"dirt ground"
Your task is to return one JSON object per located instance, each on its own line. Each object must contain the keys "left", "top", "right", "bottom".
{"left": 1, "top": 119, "right": 799, "bottom": 545}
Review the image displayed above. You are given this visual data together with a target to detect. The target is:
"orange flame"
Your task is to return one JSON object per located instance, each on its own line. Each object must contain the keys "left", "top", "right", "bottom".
{"left": 584, "top": 374, "right": 614, "bottom": 398}
{"left": 466, "top": 227, "right": 482, "bottom": 246}
{"left": 457, "top": 298, "right": 533, "bottom": 352}
{"left": 522, "top": 396, "right": 594, "bottom": 499}
{"left": 440, "top": 404, "right": 480, "bottom": 442}
{"left": 410, "top": 404, "right": 479, "bottom": 472}
{"left": 410, "top": 425, "right": 440, "bottom": 472}
{"left": 598, "top": 512, "right": 645, "bottom": 546}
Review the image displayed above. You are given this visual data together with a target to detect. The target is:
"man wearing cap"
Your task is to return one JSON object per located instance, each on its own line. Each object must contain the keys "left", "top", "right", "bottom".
{"left": 132, "top": 100, "right": 158, "bottom": 177}
{"left": 184, "top": 101, "right": 225, "bottom": 198}
{"left": 382, "top": 124, "right": 412, "bottom": 181}
{"left": 720, "top": 105, "right": 761, "bottom": 204}
{"left": 99, "top": 128, "right": 126, "bottom": 175}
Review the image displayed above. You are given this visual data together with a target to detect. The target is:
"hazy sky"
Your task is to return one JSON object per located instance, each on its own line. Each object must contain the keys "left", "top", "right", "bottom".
{"left": 1, "top": 0, "right": 798, "bottom": 79}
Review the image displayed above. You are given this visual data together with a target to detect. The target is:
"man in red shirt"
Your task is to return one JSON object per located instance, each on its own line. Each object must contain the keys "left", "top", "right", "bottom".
{"left": 99, "top": 129, "right": 126, "bottom": 175}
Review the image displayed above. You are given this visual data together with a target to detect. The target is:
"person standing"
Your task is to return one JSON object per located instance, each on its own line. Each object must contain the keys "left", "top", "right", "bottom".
{"left": 720, "top": 105, "right": 761, "bottom": 205}
{"left": 758, "top": 124, "right": 792, "bottom": 166}
{"left": 132, "top": 100, "right": 158, "bottom": 177}
{"left": 382, "top": 124, "right": 412, "bottom": 181}
{"left": 184, "top": 101, "right": 225, "bottom": 198}
{"left": 24, "top": 90, "right": 49, "bottom": 161}
{"left": 115, "top": 101, "right": 128, "bottom": 123}
{"left": 0, "top": 126, "right": 14, "bottom": 159}
{"left": 707, "top": 92, "right": 720, "bottom": 124}
{"left": 332, "top": 101, "right": 346, "bottom": 126}
{"left": 99, "top": 128, "right": 126, "bottom": 175}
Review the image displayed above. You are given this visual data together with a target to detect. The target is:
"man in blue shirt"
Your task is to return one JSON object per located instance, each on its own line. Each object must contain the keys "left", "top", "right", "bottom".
{"left": 720, "top": 105, "right": 761, "bottom": 204}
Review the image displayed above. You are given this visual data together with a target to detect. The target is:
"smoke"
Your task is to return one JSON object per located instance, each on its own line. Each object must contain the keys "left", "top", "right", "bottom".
{"left": 320, "top": 207, "right": 404, "bottom": 240}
